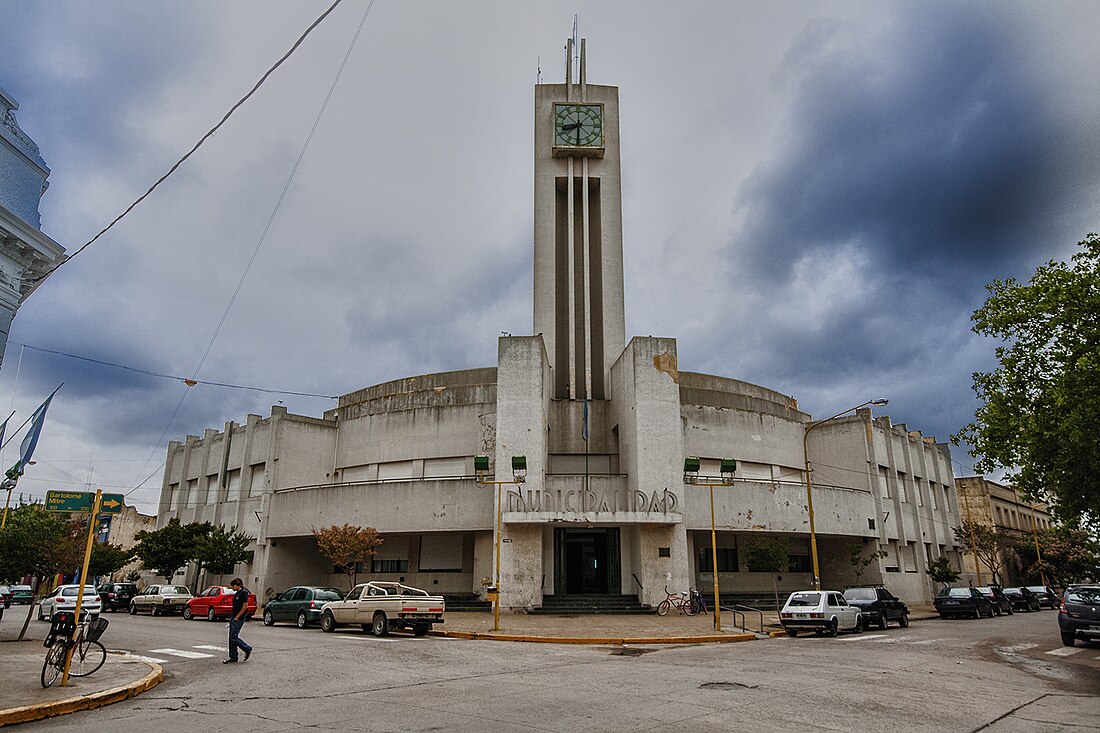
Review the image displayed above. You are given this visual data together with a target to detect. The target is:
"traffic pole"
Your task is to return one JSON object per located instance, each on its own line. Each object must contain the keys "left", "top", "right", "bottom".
{"left": 62, "top": 489, "right": 101, "bottom": 686}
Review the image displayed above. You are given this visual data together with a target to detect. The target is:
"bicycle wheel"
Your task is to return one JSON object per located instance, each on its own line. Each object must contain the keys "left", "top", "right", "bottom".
{"left": 685, "top": 599, "right": 698, "bottom": 616}
{"left": 40, "top": 641, "right": 66, "bottom": 688}
{"left": 656, "top": 599, "right": 671, "bottom": 616}
{"left": 69, "top": 639, "right": 106, "bottom": 677}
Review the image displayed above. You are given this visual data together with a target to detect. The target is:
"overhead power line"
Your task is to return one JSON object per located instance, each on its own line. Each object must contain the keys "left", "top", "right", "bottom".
{"left": 28, "top": 0, "right": 346, "bottom": 287}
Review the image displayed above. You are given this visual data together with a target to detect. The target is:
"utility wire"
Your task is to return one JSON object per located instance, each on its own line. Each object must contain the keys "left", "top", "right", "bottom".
{"left": 15, "top": 343, "right": 338, "bottom": 399}
{"left": 28, "top": 0, "right": 346, "bottom": 287}
{"left": 125, "top": 0, "right": 375, "bottom": 497}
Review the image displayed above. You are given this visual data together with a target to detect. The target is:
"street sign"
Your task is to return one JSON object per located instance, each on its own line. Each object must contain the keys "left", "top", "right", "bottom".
{"left": 45, "top": 491, "right": 125, "bottom": 513}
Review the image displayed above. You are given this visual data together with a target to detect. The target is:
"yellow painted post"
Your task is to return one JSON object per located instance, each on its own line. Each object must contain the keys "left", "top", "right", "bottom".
{"left": 63, "top": 489, "right": 101, "bottom": 686}
{"left": 961, "top": 490, "right": 983, "bottom": 586}
{"left": 709, "top": 484, "right": 721, "bottom": 631}
{"left": 493, "top": 483, "right": 502, "bottom": 632}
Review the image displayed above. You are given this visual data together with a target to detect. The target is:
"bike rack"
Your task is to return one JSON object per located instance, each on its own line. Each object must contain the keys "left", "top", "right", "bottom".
{"left": 720, "top": 604, "right": 765, "bottom": 634}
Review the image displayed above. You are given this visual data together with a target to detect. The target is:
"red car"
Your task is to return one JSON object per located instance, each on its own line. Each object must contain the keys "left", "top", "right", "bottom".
{"left": 183, "top": 585, "right": 256, "bottom": 621}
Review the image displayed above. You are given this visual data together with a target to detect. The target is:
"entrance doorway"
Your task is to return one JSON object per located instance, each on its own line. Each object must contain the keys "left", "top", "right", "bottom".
{"left": 554, "top": 528, "right": 621, "bottom": 595}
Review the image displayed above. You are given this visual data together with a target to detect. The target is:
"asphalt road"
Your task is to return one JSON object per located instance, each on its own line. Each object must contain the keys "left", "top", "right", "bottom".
{"left": 16, "top": 607, "right": 1100, "bottom": 732}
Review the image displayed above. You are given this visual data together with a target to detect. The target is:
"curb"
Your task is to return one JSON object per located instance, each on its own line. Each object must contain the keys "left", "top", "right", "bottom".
{"left": 436, "top": 630, "right": 759, "bottom": 645}
{"left": 0, "top": 656, "right": 163, "bottom": 728}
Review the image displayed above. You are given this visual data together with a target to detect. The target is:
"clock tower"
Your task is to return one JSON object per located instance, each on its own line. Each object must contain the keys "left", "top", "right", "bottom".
{"left": 533, "top": 38, "right": 626, "bottom": 401}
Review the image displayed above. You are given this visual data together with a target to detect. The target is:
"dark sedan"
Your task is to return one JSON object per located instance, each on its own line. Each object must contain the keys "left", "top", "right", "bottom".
{"left": 934, "top": 586, "right": 994, "bottom": 619}
{"left": 262, "top": 586, "right": 344, "bottom": 628}
{"left": 975, "top": 586, "right": 1013, "bottom": 616}
{"left": 1003, "top": 586, "right": 1041, "bottom": 612}
{"left": 1025, "top": 585, "right": 1059, "bottom": 610}
{"left": 1059, "top": 585, "right": 1100, "bottom": 647}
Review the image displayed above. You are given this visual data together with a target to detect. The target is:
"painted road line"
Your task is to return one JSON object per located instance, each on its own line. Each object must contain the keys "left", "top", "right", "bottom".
{"left": 840, "top": 634, "right": 888, "bottom": 642}
{"left": 1045, "top": 647, "right": 1084, "bottom": 657}
{"left": 193, "top": 645, "right": 224, "bottom": 651}
{"left": 997, "top": 643, "right": 1039, "bottom": 652}
{"left": 125, "top": 653, "right": 168, "bottom": 664}
{"left": 150, "top": 648, "right": 216, "bottom": 659}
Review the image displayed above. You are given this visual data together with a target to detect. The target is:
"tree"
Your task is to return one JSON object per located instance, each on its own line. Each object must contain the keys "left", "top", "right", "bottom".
{"left": 87, "top": 542, "right": 135, "bottom": 579}
{"left": 953, "top": 520, "right": 1016, "bottom": 586}
{"left": 132, "top": 518, "right": 212, "bottom": 581}
{"left": 955, "top": 233, "right": 1100, "bottom": 526}
{"left": 0, "top": 504, "right": 85, "bottom": 640}
{"left": 1011, "top": 527, "right": 1100, "bottom": 587}
{"left": 744, "top": 536, "right": 790, "bottom": 611}
{"left": 195, "top": 525, "right": 255, "bottom": 577}
{"left": 312, "top": 524, "right": 383, "bottom": 590}
{"left": 848, "top": 543, "right": 888, "bottom": 582}
{"left": 926, "top": 556, "right": 961, "bottom": 587}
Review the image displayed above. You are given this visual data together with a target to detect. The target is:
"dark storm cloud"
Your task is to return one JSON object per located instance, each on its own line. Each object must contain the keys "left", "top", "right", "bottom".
{"left": 737, "top": 5, "right": 1095, "bottom": 287}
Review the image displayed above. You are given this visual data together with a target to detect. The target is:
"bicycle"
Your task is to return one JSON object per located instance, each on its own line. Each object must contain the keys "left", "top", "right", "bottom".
{"left": 41, "top": 612, "right": 108, "bottom": 688}
{"left": 656, "top": 586, "right": 698, "bottom": 616}
{"left": 690, "top": 588, "right": 708, "bottom": 616}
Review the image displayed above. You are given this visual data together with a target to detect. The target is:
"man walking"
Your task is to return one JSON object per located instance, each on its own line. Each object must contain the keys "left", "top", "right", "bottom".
{"left": 224, "top": 577, "right": 253, "bottom": 664}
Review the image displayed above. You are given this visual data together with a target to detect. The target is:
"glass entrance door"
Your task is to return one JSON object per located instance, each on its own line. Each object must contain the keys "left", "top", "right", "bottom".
{"left": 554, "top": 528, "right": 621, "bottom": 594}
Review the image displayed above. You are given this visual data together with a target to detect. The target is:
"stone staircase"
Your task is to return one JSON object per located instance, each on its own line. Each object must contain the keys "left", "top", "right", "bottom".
{"left": 442, "top": 593, "right": 492, "bottom": 612}
{"left": 529, "top": 594, "right": 653, "bottom": 615}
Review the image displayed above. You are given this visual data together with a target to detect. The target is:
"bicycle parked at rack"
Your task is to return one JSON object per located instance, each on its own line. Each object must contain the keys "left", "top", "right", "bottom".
{"left": 41, "top": 611, "right": 108, "bottom": 688}
{"left": 656, "top": 586, "right": 699, "bottom": 616}
{"left": 690, "top": 588, "right": 708, "bottom": 615}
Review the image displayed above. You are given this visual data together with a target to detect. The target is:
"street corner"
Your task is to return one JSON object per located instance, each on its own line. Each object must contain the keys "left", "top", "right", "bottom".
{"left": 0, "top": 652, "right": 163, "bottom": 728}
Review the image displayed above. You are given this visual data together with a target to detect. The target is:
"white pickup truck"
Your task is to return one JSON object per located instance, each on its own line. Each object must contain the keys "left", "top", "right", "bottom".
{"left": 319, "top": 581, "right": 445, "bottom": 637}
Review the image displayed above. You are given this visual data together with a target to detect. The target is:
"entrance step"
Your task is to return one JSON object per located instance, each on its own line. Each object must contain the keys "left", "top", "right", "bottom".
{"left": 442, "top": 593, "right": 492, "bottom": 613}
{"left": 530, "top": 594, "right": 653, "bottom": 615}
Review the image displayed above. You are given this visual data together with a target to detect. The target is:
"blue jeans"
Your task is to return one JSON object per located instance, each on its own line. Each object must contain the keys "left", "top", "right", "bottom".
{"left": 228, "top": 619, "right": 252, "bottom": 661}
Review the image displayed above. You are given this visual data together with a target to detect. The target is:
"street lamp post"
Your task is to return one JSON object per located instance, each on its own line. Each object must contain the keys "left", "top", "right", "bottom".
{"left": 475, "top": 455, "right": 526, "bottom": 632}
{"left": 803, "top": 399, "right": 888, "bottom": 590}
{"left": 683, "top": 457, "right": 736, "bottom": 631}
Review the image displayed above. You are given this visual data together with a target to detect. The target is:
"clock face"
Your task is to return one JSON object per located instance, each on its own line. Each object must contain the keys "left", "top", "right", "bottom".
{"left": 554, "top": 104, "right": 603, "bottom": 148}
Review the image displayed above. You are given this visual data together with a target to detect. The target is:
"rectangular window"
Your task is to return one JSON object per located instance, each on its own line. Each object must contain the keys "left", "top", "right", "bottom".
{"left": 697, "top": 547, "right": 738, "bottom": 573}
{"left": 897, "top": 472, "right": 908, "bottom": 503}
{"left": 929, "top": 481, "right": 938, "bottom": 510}
{"left": 423, "top": 457, "right": 468, "bottom": 479}
{"left": 167, "top": 483, "right": 179, "bottom": 510}
{"left": 249, "top": 465, "right": 265, "bottom": 496}
{"left": 883, "top": 541, "right": 900, "bottom": 573}
{"left": 371, "top": 559, "right": 409, "bottom": 573}
{"left": 737, "top": 461, "right": 773, "bottom": 481}
{"left": 184, "top": 478, "right": 198, "bottom": 508}
{"left": 915, "top": 477, "right": 924, "bottom": 507}
{"left": 548, "top": 454, "right": 612, "bottom": 474}
{"left": 378, "top": 460, "right": 415, "bottom": 481}
{"left": 903, "top": 542, "right": 918, "bottom": 573}
{"left": 226, "top": 469, "right": 242, "bottom": 502}
{"left": 878, "top": 467, "right": 891, "bottom": 500}
{"left": 204, "top": 475, "right": 217, "bottom": 505}
{"left": 788, "top": 553, "right": 811, "bottom": 573}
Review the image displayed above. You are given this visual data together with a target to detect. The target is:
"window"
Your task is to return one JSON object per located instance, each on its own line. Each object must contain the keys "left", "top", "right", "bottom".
{"left": 902, "top": 542, "right": 918, "bottom": 573}
{"left": 226, "top": 469, "right": 242, "bottom": 502}
{"left": 914, "top": 477, "right": 924, "bottom": 507}
{"left": 897, "top": 472, "right": 908, "bottom": 503}
{"left": 249, "top": 465, "right": 265, "bottom": 496}
{"left": 788, "top": 553, "right": 811, "bottom": 573}
{"left": 883, "top": 541, "right": 899, "bottom": 573}
{"left": 697, "top": 547, "right": 738, "bottom": 573}
{"left": 206, "top": 474, "right": 218, "bottom": 505}
{"left": 929, "top": 482, "right": 938, "bottom": 510}
{"left": 423, "top": 457, "right": 468, "bottom": 479}
{"left": 878, "top": 467, "right": 891, "bottom": 500}
{"left": 185, "top": 478, "right": 198, "bottom": 508}
{"left": 378, "top": 460, "right": 415, "bottom": 481}
{"left": 372, "top": 559, "right": 409, "bottom": 573}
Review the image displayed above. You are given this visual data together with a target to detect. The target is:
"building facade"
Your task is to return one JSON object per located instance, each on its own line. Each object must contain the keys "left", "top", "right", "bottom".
{"left": 157, "top": 41, "right": 963, "bottom": 607}
{"left": 0, "top": 85, "right": 66, "bottom": 367}
{"left": 954, "top": 476, "right": 1052, "bottom": 585}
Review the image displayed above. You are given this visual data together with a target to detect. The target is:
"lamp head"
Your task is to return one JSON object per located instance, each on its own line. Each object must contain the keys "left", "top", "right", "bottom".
{"left": 683, "top": 457, "right": 700, "bottom": 474}
{"left": 870, "top": 399, "right": 889, "bottom": 406}
{"left": 720, "top": 459, "right": 736, "bottom": 475}
{"left": 474, "top": 455, "right": 490, "bottom": 473}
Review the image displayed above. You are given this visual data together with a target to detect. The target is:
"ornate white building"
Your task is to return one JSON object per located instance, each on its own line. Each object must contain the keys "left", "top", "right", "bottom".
{"left": 0, "top": 85, "right": 66, "bottom": 367}
{"left": 158, "top": 41, "right": 963, "bottom": 608}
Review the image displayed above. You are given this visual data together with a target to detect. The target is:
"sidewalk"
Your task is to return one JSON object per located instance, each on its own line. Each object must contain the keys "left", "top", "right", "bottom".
{"left": 0, "top": 626, "right": 162, "bottom": 728}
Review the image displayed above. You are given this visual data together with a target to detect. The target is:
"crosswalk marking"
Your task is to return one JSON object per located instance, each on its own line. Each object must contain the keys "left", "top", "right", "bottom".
{"left": 150, "top": 647, "right": 216, "bottom": 659}
{"left": 997, "top": 643, "right": 1038, "bottom": 652}
{"left": 124, "top": 653, "right": 168, "bottom": 664}
{"left": 193, "top": 644, "right": 224, "bottom": 651}
{"left": 840, "top": 634, "right": 887, "bottom": 642}
{"left": 1045, "top": 647, "right": 1084, "bottom": 657}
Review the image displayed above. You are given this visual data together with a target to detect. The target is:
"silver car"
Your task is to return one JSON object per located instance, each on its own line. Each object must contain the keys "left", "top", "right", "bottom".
{"left": 37, "top": 585, "right": 101, "bottom": 620}
{"left": 780, "top": 590, "right": 864, "bottom": 637}
{"left": 129, "top": 584, "right": 194, "bottom": 616}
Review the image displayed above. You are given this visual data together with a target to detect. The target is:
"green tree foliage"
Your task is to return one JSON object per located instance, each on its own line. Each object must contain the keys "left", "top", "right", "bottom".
{"left": 195, "top": 525, "right": 255, "bottom": 576}
{"left": 1010, "top": 527, "right": 1100, "bottom": 587}
{"left": 848, "top": 543, "right": 889, "bottom": 582}
{"left": 744, "top": 536, "right": 791, "bottom": 610}
{"left": 312, "top": 524, "right": 383, "bottom": 590}
{"left": 133, "top": 518, "right": 213, "bottom": 581}
{"left": 953, "top": 520, "right": 1016, "bottom": 586}
{"left": 87, "top": 542, "right": 136, "bottom": 579}
{"left": 926, "top": 556, "right": 961, "bottom": 586}
{"left": 955, "top": 233, "right": 1100, "bottom": 526}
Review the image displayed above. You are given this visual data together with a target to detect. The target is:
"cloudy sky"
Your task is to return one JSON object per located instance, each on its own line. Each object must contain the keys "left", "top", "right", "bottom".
{"left": 0, "top": 1, "right": 1097, "bottom": 514}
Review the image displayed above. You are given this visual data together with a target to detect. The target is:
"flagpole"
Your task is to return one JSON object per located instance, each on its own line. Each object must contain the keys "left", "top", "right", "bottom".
{"left": 1, "top": 385, "right": 62, "bottom": 526}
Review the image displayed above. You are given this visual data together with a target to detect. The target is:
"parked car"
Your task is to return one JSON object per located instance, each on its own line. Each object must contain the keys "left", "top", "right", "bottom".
{"left": 263, "top": 586, "right": 344, "bottom": 628}
{"left": 0, "top": 585, "right": 12, "bottom": 608}
{"left": 319, "top": 582, "right": 446, "bottom": 636}
{"left": 1058, "top": 585, "right": 1100, "bottom": 647}
{"left": 184, "top": 585, "right": 257, "bottom": 621}
{"left": 934, "top": 586, "right": 994, "bottom": 619}
{"left": 1002, "top": 586, "right": 1041, "bottom": 612}
{"left": 975, "top": 586, "right": 1014, "bottom": 616}
{"left": 37, "top": 585, "right": 101, "bottom": 620}
{"left": 842, "top": 586, "right": 909, "bottom": 629}
{"left": 779, "top": 590, "right": 864, "bottom": 637}
{"left": 129, "top": 584, "right": 194, "bottom": 616}
{"left": 1025, "top": 585, "right": 1059, "bottom": 610}
{"left": 10, "top": 585, "right": 34, "bottom": 604}
{"left": 96, "top": 582, "right": 139, "bottom": 612}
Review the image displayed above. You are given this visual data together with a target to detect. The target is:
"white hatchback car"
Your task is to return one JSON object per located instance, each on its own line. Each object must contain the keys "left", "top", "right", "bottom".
{"left": 38, "top": 585, "right": 101, "bottom": 620}
{"left": 780, "top": 589, "right": 863, "bottom": 637}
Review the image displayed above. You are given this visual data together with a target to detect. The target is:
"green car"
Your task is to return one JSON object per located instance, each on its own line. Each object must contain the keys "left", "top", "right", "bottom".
{"left": 262, "top": 586, "right": 344, "bottom": 628}
{"left": 10, "top": 585, "right": 34, "bottom": 605}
